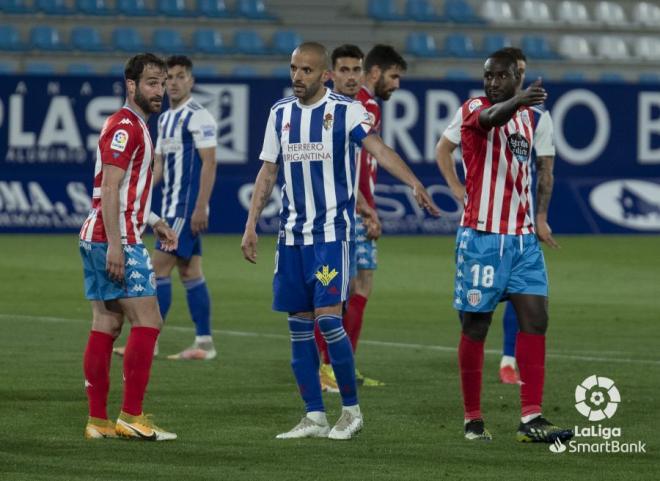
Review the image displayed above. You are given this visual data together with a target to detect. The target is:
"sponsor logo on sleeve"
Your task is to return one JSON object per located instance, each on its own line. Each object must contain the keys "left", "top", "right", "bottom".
{"left": 201, "top": 125, "right": 216, "bottom": 138}
{"left": 110, "top": 129, "right": 129, "bottom": 152}
{"left": 468, "top": 99, "right": 483, "bottom": 113}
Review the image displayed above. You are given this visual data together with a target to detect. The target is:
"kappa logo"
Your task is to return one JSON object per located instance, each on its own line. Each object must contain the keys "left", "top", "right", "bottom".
{"left": 123, "top": 245, "right": 135, "bottom": 253}
{"left": 454, "top": 297, "right": 462, "bottom": 305}
{"left": 110, "top": 129, "right": 129, "bottom": 152}
{"left": 323, "top": 113, "right": 333, "bottom": 130}
{"left": 467, "top": 289, "right": 482, "bottom": 306}
{"left": 128, "top": 271, "right": 144, "bottom": 280}
{"left": 119, "top": 118, "right": 133, "bottom": 126}
{"left": 459, "top": 241, "right": 467, "bottom": 249}
{"left": 315, "top": 265, "right": 338, "bottom": 286}
{"left": 126, "top": 258, "right": 139, "bottom": 267}
{"left": 131, "top": 284, "right": 145, "bottom": 293}
{"left": 589, "top": 180, "right": 660, "bottom": 231}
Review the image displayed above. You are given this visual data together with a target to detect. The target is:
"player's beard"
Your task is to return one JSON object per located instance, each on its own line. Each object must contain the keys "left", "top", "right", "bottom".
{"left": 135, "top": 87, "right": 162, "bottom": 114}
{"left": 294, "top": 77, "right": 322, "bottom": 103}
{"left": 374, "top": 76, "right": 395, "bottom": 101}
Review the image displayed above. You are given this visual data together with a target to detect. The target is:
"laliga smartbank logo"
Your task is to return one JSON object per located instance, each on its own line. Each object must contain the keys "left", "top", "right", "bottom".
{"left": 549, "top": 375, "right": 646, "bottom": 455}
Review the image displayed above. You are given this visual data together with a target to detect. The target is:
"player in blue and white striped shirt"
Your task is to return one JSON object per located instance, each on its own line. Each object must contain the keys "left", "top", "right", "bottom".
{"left": 152, "top": 56, "right": 218, "bottom": 361}
{"left": 242, "top": 42, "right": 440, "bottom": 441}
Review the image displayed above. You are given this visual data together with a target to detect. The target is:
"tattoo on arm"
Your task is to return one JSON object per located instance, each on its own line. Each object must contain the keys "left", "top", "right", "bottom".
{"left": 535, "top": 156, "right": 554, "bottom": 215}
{"left": 250, "top": 164, "right": 279, "bottom": 222}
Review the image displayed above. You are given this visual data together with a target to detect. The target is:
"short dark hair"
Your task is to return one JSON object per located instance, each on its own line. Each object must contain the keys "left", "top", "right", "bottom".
{"left": 331, "top": 44, "right": 364, "bottom": 68}
{"left": 487, "top": 50, "right": 519, "bottom": 75}
{"left": 499, "top": 47, "right": 527, "bottom": 63}
{"left": 166, "top": 55, "right": 193, "bottom": 71}
{"left": 124, "top": 53, "right": 165, "bottom": 82}
{"left": 364, "top": 44, "right": 407, "bottom": 73}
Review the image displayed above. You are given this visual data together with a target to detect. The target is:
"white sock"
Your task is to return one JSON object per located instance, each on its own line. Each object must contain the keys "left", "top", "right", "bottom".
{"left": 306, "top": 411, "right": 328, "bottom": 424}
{"left": 343, "top": 404, "right": 361, "bottom": 416}
{"left": 195, "top": 335, "right": 213, "bottom": 345}
{"left": 500, "top": 355, "right": 516, "bottom": 368}
{"left": 521, "top": 413, "right": 541, "bottom": 424}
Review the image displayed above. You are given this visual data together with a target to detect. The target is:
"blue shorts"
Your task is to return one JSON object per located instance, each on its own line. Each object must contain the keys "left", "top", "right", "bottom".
{"left": 453, "top": 227, "right": 548, "bottom": 312}
{"left": 355, "top": 215, "right": 377, "bottom": 271}
{"left": 155, "top": 217, "right": 201, "bottom": 259}
{"left": 79, "top": 241, "right": 157, "bottom": 301}
{"left": 273, "top": 241, "right": 351, "bottom": 313}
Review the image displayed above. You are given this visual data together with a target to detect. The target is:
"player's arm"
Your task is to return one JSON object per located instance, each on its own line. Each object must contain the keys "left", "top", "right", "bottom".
{"left": 479, "top": 79, "right": 547, "bottom": 129}
{"left": 153, "top": 153, "right": 164, "bottom": 186}
{"left": 356, "top": 190, "right": 381, "bottom": 240}
{"left": 191, "top": 147, "right": 217, "bottom": 235}
{"left": 535, "top": 154, "right": 559, "bottom": 248}
{"left": 435, "top": 135, "right": 464, "bottom": 202}
{"left": 101, "top": 164, "right": 126, "bottom": 283}
{"left": 361, "top": 135, "right": 440, "bottom": 216}
{"left": 241, "top": 161, "right": 280, "bottom": 263}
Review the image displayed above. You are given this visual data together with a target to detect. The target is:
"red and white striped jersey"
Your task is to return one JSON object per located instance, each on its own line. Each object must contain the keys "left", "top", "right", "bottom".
{"left": 80, "top": 106, "right": 154, "bottom": 244}
{"left": 355, "top": 86, "right": 380, "bottom": 209}
{"left": 460, "top": 96, "right": 537, "bottom": 235}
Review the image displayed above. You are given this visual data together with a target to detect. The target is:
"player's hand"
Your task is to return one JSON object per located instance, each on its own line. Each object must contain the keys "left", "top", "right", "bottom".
{"left": 516, "top": 78, "right": 547, "bottom": 107}
{"left": 536, "top": 215, "right": 559, "bottom": 248}
{"left": 413, "top": 183, "right": 441, "bottom": 217}
{"left": 153, "top": 220, "right": 178, "bottom": 252}
{"left": 191, "top": 205, "right": 209, "bottom": 236}
{"left": 360, "top": 205, "right": 381, "bottom": 240}
{"left": 241, "top": 228, "right": 258, "bottom": 264}
{"left": 106, "top": 243, "right": 125, "bottom": 283}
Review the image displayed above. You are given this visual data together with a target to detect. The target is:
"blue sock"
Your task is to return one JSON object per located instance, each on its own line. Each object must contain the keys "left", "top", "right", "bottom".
{"left": 317, "top": 314, "right": 358, "bottom": 407}
{"left": 183, "top": 277, "right": 212, "bottom": 336}
{"left": 502, "top": 301, "right": 519, "bottom": 357}
{"left": 156, "top": 277, "right": 172, "bottom": 322}
{"left": 288, "top": 316, "right": 324, "bottom": 413}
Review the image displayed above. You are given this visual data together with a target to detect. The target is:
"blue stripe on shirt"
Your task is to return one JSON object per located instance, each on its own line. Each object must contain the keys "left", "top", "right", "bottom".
{"left": 332, "top": 104, "right": 348, "bottom": 241}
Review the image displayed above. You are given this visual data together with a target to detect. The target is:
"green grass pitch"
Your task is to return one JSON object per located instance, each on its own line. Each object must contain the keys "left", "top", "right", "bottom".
{"left": 0, "top": 234, "right": 658, "bottom": 480}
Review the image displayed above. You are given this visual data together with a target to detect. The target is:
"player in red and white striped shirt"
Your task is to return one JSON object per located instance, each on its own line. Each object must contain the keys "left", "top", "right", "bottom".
{"left": 79, "top": 53, "right": 178, "bottom": 441}
{"left": 454, "top": 51, "right": 573, "bottom": 444}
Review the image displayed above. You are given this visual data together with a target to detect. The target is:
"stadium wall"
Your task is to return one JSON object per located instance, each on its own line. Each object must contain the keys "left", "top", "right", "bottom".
{"left": 1, "top": 75, "right": 659, "bottom": 235}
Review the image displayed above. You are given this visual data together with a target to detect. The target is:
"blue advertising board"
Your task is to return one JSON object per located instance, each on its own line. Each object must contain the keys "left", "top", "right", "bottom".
{"left": 1, "top": 75, "right": 659, "bottom": 234}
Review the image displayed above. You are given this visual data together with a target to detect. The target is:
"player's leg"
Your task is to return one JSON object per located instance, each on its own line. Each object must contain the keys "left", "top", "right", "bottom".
{"left": 500, "top": 301, "right": 520, "bottom": 384}
{"left": 508, "top": 235, "right": 573, "bottom": 443}
{"left": 167, "top": 253, "right": 216, "bottom": 360}
{"left": 312, "top": 241, "right": 362, "bottom": 440}
{"left": 453, "top": 228, "right": 504, "bottom": 441}
{"left": 274, "top": 244, "right": 328, "bottom": 439}
{"left": 113, "top": 245, "right": 175, "bottom": 441}
{"left": 83, "top": 299, "right": 123, "bottom": 439}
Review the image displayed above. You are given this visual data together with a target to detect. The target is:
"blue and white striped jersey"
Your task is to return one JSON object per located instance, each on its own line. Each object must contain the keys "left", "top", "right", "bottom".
{"left": 260, "top": 88, "right": 372, "bottom": 246}
{"left": 155, "top": 97, "right": 217, "bottom": 219}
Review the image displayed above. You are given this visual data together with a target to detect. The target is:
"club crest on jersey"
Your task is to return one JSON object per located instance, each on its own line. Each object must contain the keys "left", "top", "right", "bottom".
{"left": 323, "top": 113, "right": 333, "bottom": 130}
{"left": 315, "top": 265, "right": 338, "bottom": 286}
{"left": 467, "top": 289, "right": 482, "bottom": 307}
{"left": 111, "top": 129, "right": 129, "bottom": 152}
{"left": 507, "top": 133, "right": 531, "bottom": 162}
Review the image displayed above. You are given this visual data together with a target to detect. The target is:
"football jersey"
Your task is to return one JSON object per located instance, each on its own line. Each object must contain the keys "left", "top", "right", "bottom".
{"left": 460, "top": 96, "right": 541, "bottom": 235}
{"left": 260, "top": 88, "right": 372, "bottom": 246}
{"left": 155, "top": 97, "right": 218, "bottom": 219}
{"left": 355, "top": 86, "right": 381, "bottom": 209}
{"left": 80, "top": 106, "right": 154, "bottom": 245}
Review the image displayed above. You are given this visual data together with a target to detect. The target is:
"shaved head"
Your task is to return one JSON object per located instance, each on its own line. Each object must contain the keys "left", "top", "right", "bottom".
{"left": 294, "top": 42, "right": 329, "bottom": 69}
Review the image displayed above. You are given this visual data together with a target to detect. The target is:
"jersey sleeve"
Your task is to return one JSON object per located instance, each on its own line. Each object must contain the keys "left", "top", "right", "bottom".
{"left": 442, "top": 107, "right": 463, "bottom": 145}
{"left": 259, "top": 108, "right": 281, "bottom": 163}
{"left": 188, "top": 109, "right": 218, "bottom": 149}
{"left": 461, "top": 97, "right": 490, "bottom": 132}
{"left": 533, "top": 111, "right": 556, "bottom": 157}
{"left": 99, "top": 122, "right": 141, "bottom": 171}
{"left": 154, "top": 114, "right": 164, "bottom": 155}
{"left": 347, "top": 102, "right": 372, "bottom": 146}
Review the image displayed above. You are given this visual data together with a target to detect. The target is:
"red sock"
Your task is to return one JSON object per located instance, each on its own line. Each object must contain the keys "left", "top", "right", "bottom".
{"left": 343, "top": 294, "right": 368, "bottom": 352}
{"left": 83, "top": 330, "right": 114, "bottom": 419}
{"left": 516, "top": 332, "right": 545, "bottom": 418}
{"left": 122, "top": 326, "right": 159, "bottom": 416}
{"left": 314, "top": 323, "right": 330, "bottom": 365}
{"left": 459, "top": 333, "right": 484, "bottom": 420}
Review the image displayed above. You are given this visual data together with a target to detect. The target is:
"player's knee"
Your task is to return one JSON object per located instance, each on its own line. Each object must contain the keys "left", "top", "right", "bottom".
{"left": 519, "top": 315, "right": 548, "bottom": 335}
{"left": 460, "top": 313, "right": 491, "bottom": 341}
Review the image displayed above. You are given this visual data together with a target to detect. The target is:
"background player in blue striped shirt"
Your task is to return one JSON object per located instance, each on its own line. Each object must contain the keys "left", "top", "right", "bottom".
{"left": 241, "top": 42, "right": 440, "bottom": 440}
{"left": 116, "top": 55, "right": 219, "bottom": 361}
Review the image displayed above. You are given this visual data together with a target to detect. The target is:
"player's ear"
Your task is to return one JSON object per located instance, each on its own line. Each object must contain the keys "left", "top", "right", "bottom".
{"left": 126, "top": 79, "right": 136, "bottom": 97}
{"left": 321, "top": 69, "right": 331, "bottom": 83}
